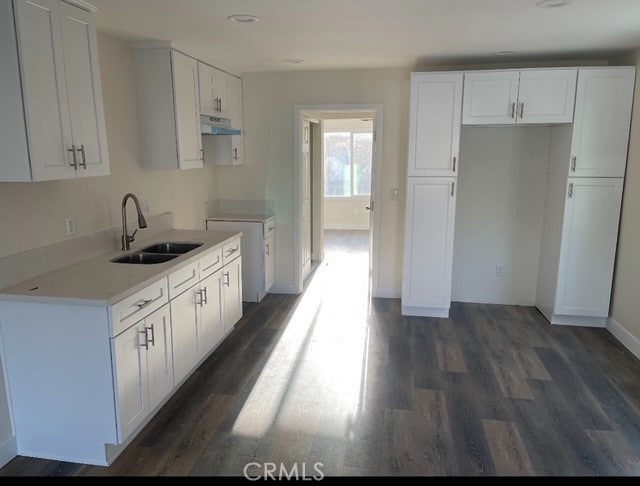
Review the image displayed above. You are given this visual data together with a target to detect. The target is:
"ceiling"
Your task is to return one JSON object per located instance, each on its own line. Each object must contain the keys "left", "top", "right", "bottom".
{"left": 93, "top": 0, "right": 640, "bottom": 73}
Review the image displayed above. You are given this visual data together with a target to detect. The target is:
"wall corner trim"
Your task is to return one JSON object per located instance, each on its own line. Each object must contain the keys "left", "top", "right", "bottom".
{"left": 607, "top": 317, "right": 640, "bottom": 360}
{"left": 0, "top": 435, "right": 17, "bottom": 469}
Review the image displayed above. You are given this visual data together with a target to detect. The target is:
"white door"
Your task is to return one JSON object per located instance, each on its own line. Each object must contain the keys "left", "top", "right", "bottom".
{"left": 462, "top": 71, "right": 519, "bottom": 126}
{"left": 60, "top": 2, "right": 110, "bottom": 177}
{"left": 170, "top": 284, "right": 200, "bottom": 384}
{"left": 144, "top": 305, "right": 173, "bottom": 412}
{"left": 570, "top": 68, "right": 636, "bottom": 178}
{"left": 197, "top": 62, "right": 216, "bottom": 117}
{"left": 223, "top": 258, "right": 243, "bottom": 332}
{"left": 517, "top": 69, "right": 577, "bottom": 124}
{"left": 13, "top": 0, "right": 74, "bottom": 181}
{"left": 113, "top": 321, "right": 148, "bottom": 442}
{"left": 555, "top": 178, "right": 624, "bottom": 317}
{"left": 301, "top": 120, "right": 312, "bottom": 279}
{"left": 402, "top": 177, "right": 457, "bottom": 312}
{"left": 172, "top": 51, "right": 203, "bottom": 170}
{"left": 409, "top": 73, "right": 463, "bottom": 176}
{"left": 199, "top": 270, "right": 224, "bottom": 358}
{"left": 264, "top": 235, "right": 275, "bottom": 292}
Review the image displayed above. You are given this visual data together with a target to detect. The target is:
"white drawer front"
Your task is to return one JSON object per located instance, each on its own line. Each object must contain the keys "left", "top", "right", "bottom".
{"left": 199, "top": 247, "right": 223, "bottom": 280}
{"left": 168, "top": 261, "right": 199, "bottom": 299}
{"left": 222, "top": 238, "right": 241, "bottom": 265}
{"left": 263, "top": 219, "right": 276, "bottom": 239}
{"left": 111, "top": 279, "right": 169, "bottom": 337}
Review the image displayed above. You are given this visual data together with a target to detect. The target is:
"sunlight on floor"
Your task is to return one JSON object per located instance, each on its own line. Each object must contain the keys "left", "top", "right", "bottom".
{"left": 232, "top": 232, "right": 371, "bottom": 439}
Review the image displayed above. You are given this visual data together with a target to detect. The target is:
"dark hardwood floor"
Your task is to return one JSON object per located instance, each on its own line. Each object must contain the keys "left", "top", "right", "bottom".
{"left": 2, "top": 230, "right": 640, "bottom": 476}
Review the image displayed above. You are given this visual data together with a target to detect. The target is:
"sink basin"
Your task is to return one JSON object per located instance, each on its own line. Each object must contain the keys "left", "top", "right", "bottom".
{"left": 139, "top": 242, "right": 203, "bottom": 254}
{"left": 111, "top": 252, "right": 178, "bottom": 265}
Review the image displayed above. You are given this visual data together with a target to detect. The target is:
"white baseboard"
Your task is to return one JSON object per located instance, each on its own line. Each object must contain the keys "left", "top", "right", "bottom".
{"left": 269, "top": 284, "right": 300, "bottom": 295}
{"left": 323, "top": 224, "right": 370, "bottom": 231}
{"left": 372, "top": 287, "right": 401, "bottom": 299}
{"left": 607, "top": 318, "right": 640, "bottom": 360}
{"left": 401, "top": 306, "right": 449, "bottom": 318}
{"left": 0, "top": 435, "right": 17, "bottom": 468}
{"left": 550, "top": 314, "right": 606, "bottom": 327}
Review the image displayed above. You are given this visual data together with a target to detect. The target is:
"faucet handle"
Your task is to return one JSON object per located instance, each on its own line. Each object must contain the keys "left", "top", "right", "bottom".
{"left": 129, "top": 228, "right": 138, "bottom": 243}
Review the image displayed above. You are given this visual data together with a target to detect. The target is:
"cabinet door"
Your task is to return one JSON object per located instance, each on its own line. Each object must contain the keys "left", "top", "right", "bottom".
{"left": 555, "top": 178, "right": 624, "bottom": 317}
{"left": 60, "top": 2, "right": 109, "bottom": 178}
{"left": 212, "top": 68, "right": 229, "bottom": 117}
{"left": 144, "top": 305, "right": 173, "bottom": 412}
{"left": 231, "top": 136, "right": 244, "bottom": 165}
{"left": 409, "top": 73, "right": 463, "bottom": 176}
{"left": 13, "top": 0, "right": 74, "bottom": 181}
{"left": 402, "top": 178, "right": 457, "bottom": 312}
{"left": 172, "top": 51, "right": 203, "bottom": 169}
{"left": 113, "top": 321, "right": 148, "bottom": 442}
{"left": 462, "top": 71, "right": 519, "bottom": 125}
{"left": 199, "top": 270, "right": 224, "bottom": 359}
{"left": 570, "top": 68, "right": 636, "bottom": 178}
{"left": 198, "top": 62, "right": 216, "bottom": 117}
{"left": 517, "top": 69, "right": 577, "bottom": 124}
{"left": 264, "top": 235, "right": 275, "bottom": 293}
{"left": 223, "top": 258, "right": 243, "bottom": 332}
{"left": 170, "top": 284, "right": 200, "bottom": 384}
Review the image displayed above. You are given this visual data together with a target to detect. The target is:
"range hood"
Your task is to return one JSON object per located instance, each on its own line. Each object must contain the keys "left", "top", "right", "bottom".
{"left": 200, "top": 115, "right": 241, "bottom": 136}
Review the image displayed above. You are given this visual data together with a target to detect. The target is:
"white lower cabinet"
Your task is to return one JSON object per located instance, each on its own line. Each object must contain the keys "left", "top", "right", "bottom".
{"left": 113, "top": 304, "right": 172, "bottom": 442}
{"left": 170, "top": 284, "right": 200, "bottom": 385}
{"left": 223, "top": 257, "right": 243, "bottom": 332}
{"left": 402, "top": 177, "right": 457, "bottom": 317}
{"left": 264, "top": 235, "right": 275, "bottom": 292}
{"left": 199, "top": 270, "right": 225, "bottom": 360}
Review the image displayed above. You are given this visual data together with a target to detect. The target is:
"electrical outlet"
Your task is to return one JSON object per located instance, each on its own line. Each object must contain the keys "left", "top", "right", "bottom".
{"left": 65, "top": 217, "right": 76, "bottom": 237}
{"left": 496, "top": 265, "right": 504, "bottom": 277}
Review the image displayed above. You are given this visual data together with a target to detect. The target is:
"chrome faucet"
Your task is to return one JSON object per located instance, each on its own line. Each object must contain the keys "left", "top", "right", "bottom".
{"left": 121, "top": 193, "right": 148, "bottom": 251}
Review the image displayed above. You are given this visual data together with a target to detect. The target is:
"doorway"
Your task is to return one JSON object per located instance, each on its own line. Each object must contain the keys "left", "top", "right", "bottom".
{"left": 294, "top": 104, "right": 383, "bottom": 297}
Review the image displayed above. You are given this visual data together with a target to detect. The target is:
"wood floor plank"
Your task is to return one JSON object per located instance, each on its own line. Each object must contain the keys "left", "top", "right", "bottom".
{"left": 482, "top": 419, "right": 535, "bottom": 476}
{"left": 585, "top": 429, "right": 640, "bottom": 476}
{"left": 434, "top": 320, "right": 467, "bottom": 373}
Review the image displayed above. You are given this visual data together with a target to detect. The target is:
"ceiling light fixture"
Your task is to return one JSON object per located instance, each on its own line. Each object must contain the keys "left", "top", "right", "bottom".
{"left": 227, "top": 14, "right": 259, "bottom": 23}
{"left": 536, "top": 0, "right": 573, "bottom": 8}
{"left": 283, "top": 59, "right": 304, "bottom": 64}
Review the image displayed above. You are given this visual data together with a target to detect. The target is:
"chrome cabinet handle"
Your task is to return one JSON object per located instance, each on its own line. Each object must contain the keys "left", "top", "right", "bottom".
{"left": 510, "top": 102, "right": 516, "bottom": 119}
{"left": 202, "top": 286, "right": 208, "bottom": 305}
{"left": 452, "top": 156, "right": 457, "bottom": 172}
{"left": 139, "top": 330, "right": 149, "bottom": 350}
{"left": 135, "top": 298, "right": 153, "bottom": 309}
{"left": 200, "top": 148, "right": 204, "bottom": 161}
{"left": 568, "top": 183, "right": 574, "bottom": 198}
{"left": 215, "top": 97, "right": 222, "bottom": 112}
{"left": 571, "top": 156, "right": 577, "bottom": 172}
{"left": 196, "top": 289, "right": 204, "bottom": 307}
{"left": 268, "top": 226, "right": 275, "bottom": 232}
{"left": 227, "top": 247, "right": 238, "bottom": 255}
{"left": 265, "top": 243, "right": 270, "bottom": 256}
{"left": 451, "top": 182, "right": 455, "bottom": 197}
{"left": 223, "top": 272, "right": 230, "bottom": 287}
{"left": 146, "top": 324, "right": 155, "bottom": 347}
{"left": 519, "top": 102, "right": 524, "bottom": 119}
{"left": 68, "top": 145, "right": 78, "bottom": 169}
{"left": 233, "top": 148, "right": 238, "bottom": 160}
{"left": 79, "top": 145, "right": 87, "bottom": 169}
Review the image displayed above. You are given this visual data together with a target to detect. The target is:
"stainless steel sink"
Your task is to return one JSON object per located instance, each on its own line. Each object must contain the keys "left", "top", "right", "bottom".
{"left": 111, "top": 252, "right": 179, "bottom": 265}
{"left": 140, "top": 242, "right": 203, "bottom": 254}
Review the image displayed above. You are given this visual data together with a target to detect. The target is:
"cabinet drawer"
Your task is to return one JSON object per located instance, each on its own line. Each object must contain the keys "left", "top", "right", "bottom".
{"left": 263, "top": 219, "right": 276, "bottom": 239}
{"left": 168, "top": 261, "right": 199, "bottom": 299}
{"left": 222, "top": 238, "right": 241, "bottom": 265}
{"left": 199, "top": 247, "right": 223, "bottom": 280}
{"left": 111, "top": 279, "right": 169, "bottom": 337}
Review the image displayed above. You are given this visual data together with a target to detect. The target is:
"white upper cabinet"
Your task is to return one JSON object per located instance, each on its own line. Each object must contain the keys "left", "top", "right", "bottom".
{"left": 462, "top": 69, "right": 577, "bottom": 125}
{"left": 198, "top": 62, "right": 216, "bottom": 117}
{"left": 1, "top": 0, "right": 109, "bottom": 182}
{"left": 408, "top": 72, "right": 463, "bottom": 177}
{"left": 463, "top": 71, "right": 520, "bottom": 125}
{"left": 60, "top": 2, "right": 110, "bottom": 177}
{"left": 517, "top": 69, "right": 577, "bottom": 124}
{"left": 569, "top": 67, "right": 636, "bottom": 178}
{"left": 134, "top": 47, "right": 203, "bottom": 170}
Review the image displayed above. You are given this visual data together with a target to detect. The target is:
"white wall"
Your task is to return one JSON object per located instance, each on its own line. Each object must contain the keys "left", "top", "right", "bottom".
{"left": 0, "top": 32, "right": 219, "bottom": 464}
{"left": 452, "top": 127, "right": 549, "bottom": 305}
{"left": 610, "top": 49, "right": 640, "bottom": 351}
{"left": 218, "top": 69, "right": 409, "bottom": 295}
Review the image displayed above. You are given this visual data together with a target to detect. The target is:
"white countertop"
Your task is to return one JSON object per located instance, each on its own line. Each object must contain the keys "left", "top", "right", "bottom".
{"left": 0, "top": 229, "right": 241, "bottom": 307}
{"left": 206, "top": 213, "right": 275, "bottom": 224}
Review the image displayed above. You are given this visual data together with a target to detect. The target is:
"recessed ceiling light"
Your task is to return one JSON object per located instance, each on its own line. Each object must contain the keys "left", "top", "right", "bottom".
{"left": 227, "top": 14, "right": 259, "bottom": 23}
{"left": 492, "top": 51, "right": 516, "bottom": 56}
{"left": 536, "top": 0, "right": 573, "bottom": 8}
{"left": 283, "top": 59, "right": 304, "bottom": 64}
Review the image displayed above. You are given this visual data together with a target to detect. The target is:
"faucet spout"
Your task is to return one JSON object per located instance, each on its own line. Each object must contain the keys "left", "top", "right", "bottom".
{"left": 121, "top": 193, "right": 147, "bottom": 251}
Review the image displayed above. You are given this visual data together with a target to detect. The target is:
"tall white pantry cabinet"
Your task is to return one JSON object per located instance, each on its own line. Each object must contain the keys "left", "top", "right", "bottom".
{"left": 402, "top": 67, "right": 636, "bottom": 327}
